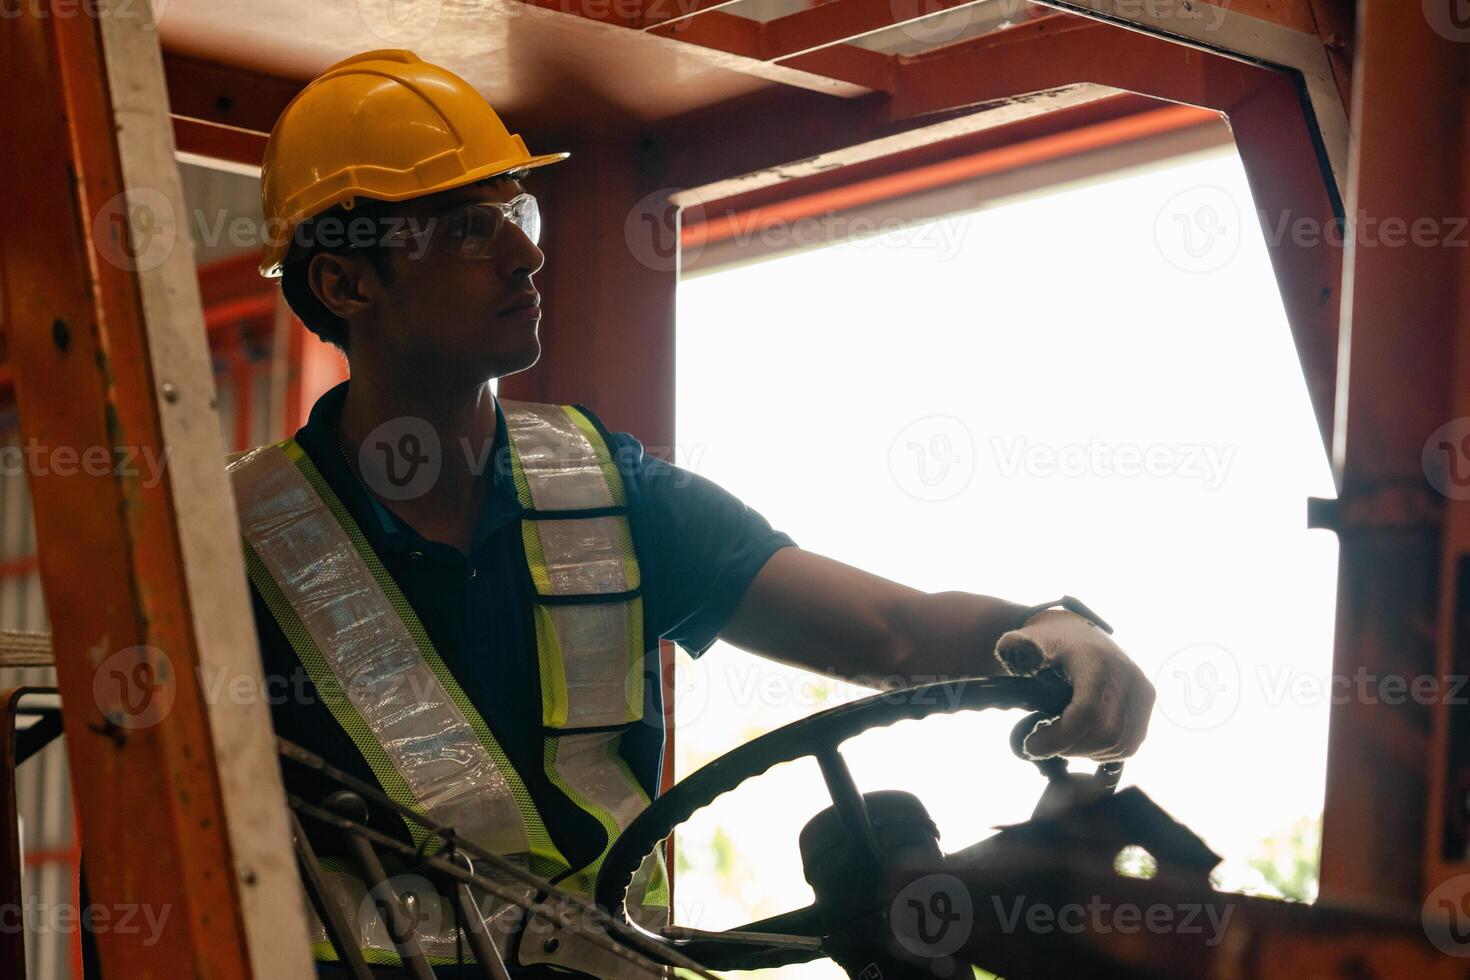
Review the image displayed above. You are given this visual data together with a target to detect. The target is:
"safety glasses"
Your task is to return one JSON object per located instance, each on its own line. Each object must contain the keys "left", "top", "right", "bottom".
{"left": 381, "top": 193, "right": 542, "bottom": 258}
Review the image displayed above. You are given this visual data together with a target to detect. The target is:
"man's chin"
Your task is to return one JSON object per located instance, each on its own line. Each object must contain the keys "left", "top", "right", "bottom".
{"left": 486, "top": 338, "right": 541, "bottom": 381}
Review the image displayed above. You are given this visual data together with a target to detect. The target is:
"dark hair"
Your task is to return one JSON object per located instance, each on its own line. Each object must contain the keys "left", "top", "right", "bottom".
{"left": 279, "top": 199, "right": 395, "bottom": 354}
{"left": 278, "top": 171, "right": 533, "bottom": 354}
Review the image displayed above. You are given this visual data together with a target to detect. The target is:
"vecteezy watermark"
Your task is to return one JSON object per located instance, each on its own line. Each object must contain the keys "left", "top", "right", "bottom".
{"left": 194, "top": 209, "right": 440, "bottom": 261}
{"left": 1256, "top": 665, "right": 1469, "bottom": 708}
{"left": 348, "top": 415, "right": 708, "bottom": 501}
{"left": 367, "top": 0, "right": 706, "bottom": 33}
{"left": 356, "top": 416, "right": 444, "bottom": 502}
{"left": 356, "top": 0, "right": 443, "bottom": 43}
{"left": 1258, "top": 210, "right": 1469, "bottom": 251}
{"left": 1423, "top": 418, "right": 1470, "bottom": 500}
{"left": 887, "top": 0, "right": 997, "bottom": 46}
{"left": 707, "top": 211, "right": 966, "bottom": 262}
{"left": 657, "top": 665, "right": 978, "bottom": 729}
{"left": 891, "top": 874, "right": 973, "bottom": 958}
{"left": 1110, "top": 0, "right": 1230, "bottom": 31}
{"left": 0, "top": 440, "right": 170, "bottom": 488}
{"left": 94, "top": 194, "right": 448, "bottom": 273}
{"left": 989, "top": 895, "right": 1235, "bottom": 946}
{"left": 1160, "top": 204, "right": 1470, "bottom": 274}
{"left": 625, "top": 189, "right": 703, "bottom": 273}
{"left": 1424, "top": 875, "right": 1470, "bottom": 956}
{"left": 0, "top": 0, "right": 169, "bottom": 28}
{"left": 93, "top": 188, "right": 177, "bottom": 274}
{"left": 1152, "top": 643, "right": 1241, "bottom": 731}
{"left": 885, "top": 0, "right": 1228, "bottom": 46}
{"left": 889, "top": 415, "right": 976, "bottom": 502}
{"left": 92, "top": 645, "right": 176, "bottom": 732}
{"left": 357, "top": 874, "right": 447, "bottom": 949}
{"left": 1155, "top": 186, "right": 1242, "bottom": 273}
{"left": 1153, "top": 643, "right": 1469, "bottom": 733}
{"left": 991, "top": 437, "right": 1235, "bottom": 489}
{"left": 0, "top": 899, "right": 171, "bottom": 945}
{"left": 1424, "top": 0, "right": 1470, "bottom": 43}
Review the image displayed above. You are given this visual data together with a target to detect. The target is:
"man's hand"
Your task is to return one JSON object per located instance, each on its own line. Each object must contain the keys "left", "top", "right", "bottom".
{"left": 720, "top": 548, "right": 1156, "bottom": 762}
{"left": 995, "top": 609, "right": 1155, "bottom": 762}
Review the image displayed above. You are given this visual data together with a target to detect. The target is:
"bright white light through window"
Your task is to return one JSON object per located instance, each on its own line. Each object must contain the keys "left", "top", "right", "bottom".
{"left": 672, "top": 145, "right": 1338, "bottom": 978}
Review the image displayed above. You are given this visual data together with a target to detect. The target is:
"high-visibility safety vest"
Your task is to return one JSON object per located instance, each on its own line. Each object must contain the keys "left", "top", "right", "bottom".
{"left": 230, "top": 400, "right": 669, "bottom": 974}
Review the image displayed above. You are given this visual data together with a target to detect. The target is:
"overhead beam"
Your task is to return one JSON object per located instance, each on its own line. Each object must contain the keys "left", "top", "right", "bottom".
{"left": 646, "top": 10, "right": 895, "bottom": 91}
{"left": 658, "top": 13, "right": 1340, "bottom": 453}
{"left": 162, "top": 52, "right": 303, "bottom": 134}
{"left": 888, "top": 14, "right": 1341, "bottom": 451}
{"left": 172, "top": 117, "right": 266, "bottom": 176}
{"left": 683, "top": 103, "right": 1220, "bottom": 249}
{"left": 1027, "top": 0, "right": 1349, "bottom": 192}
{"left": 893, "top": 15, "right": 1265, "bottom": 118}
{"left": 161, "top": 53, "right": 301, "bottom": 171}
{"left": 636, "top": 0, "right": 748, "bottom": 29}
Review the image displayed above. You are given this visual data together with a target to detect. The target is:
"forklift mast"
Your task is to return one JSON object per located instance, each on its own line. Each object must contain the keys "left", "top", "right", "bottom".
{"left": 0, "top": 0, "right": 1466, "bottom": 975}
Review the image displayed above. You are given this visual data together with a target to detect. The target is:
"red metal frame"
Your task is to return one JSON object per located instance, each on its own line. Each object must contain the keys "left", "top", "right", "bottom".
{"left": 1328, "top": 0, "right": 1470, "bottom": 909}
{"left": 0, "top": 8, "right": 309, "bottom": 968}
{"left": 684, "top": 102, "right": 1220, "bottom": 249}
{"left": 25, "top": 0, "right": 1463, "bottom": 963}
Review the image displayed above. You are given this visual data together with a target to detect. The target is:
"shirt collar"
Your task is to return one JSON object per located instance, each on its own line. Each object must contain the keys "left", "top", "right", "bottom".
{"left": 294, "top": 379, "right": 523, "bottom": 554}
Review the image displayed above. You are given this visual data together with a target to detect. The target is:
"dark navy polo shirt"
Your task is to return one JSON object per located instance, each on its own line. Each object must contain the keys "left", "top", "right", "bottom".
{"left": 252, "top": 380, "right": 795, "bottom": 875}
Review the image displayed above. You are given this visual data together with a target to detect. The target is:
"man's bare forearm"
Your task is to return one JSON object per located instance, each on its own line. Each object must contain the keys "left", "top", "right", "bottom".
{"left": 722, "top": 548, "right": 1154, "bottom": 759}
{"left": 884, "top": 590, "right": 1034, "bottom": 685}
{"left": 720, "top": 548, "right": 1034, "bottom": 687}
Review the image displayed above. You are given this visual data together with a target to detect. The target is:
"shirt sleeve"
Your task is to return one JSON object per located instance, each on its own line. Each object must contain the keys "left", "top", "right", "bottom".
{"left": 600, "top": 427, "right": 797, "bottom": 659}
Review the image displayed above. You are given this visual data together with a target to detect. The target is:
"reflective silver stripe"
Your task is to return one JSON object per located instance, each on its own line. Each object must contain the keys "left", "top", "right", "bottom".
{"left": 230, "top": 444, "right": 530, "bottom": 856}
{"left": 539, "top": 602, "right": 641, "bottom": 728}
{"left": 551, "top": 731, "right": 647, "bottom": 831}
{"left": 534, "top": 516, "right": 631, "bottom": 594}
{"left": 501, "top": 400, "right": 616, "bottom": 510}
{"left": 547, "top": 732, "right": 668, "bottom": 927}
{"left": 503, "top": 400, "right": 642, "bottom": 727}
{"left": 498, "top": 402, "right": 666, "bottom": 935}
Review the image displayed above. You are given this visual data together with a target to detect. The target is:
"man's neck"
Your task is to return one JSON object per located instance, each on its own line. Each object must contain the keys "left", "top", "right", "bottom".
{"left": 336, "top": 359, "right": 498, "bottom": 554}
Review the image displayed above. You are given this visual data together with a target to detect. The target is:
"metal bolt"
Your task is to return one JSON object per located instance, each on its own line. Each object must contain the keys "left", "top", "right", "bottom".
{"left": 543, "top": 937, "right": 560, "bottom": 954}
{"left": 87, "top": 715, "right": 127, "bottom": 748}
{"left": 161, "top": 382, "right": 179, "bottom": 403}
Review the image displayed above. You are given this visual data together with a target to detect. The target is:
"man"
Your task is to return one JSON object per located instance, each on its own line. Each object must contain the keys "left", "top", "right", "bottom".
{"left": 238, "top": 49, "right": 1155, "bottom": 977}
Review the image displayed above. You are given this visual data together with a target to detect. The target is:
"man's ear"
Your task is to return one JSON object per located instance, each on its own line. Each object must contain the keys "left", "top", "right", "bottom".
{"left": 307, "top": 251, "right": 377, "bottom": 321}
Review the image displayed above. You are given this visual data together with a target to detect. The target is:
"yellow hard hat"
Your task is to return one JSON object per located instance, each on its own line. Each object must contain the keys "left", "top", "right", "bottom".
{"left": 258, "top": 49, "right": 568, "bottom": 277}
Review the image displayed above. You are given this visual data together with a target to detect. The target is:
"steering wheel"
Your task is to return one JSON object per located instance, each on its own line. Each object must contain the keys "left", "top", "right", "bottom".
{"left": 595, "top": 672, "right": 1118, "bottom": 973}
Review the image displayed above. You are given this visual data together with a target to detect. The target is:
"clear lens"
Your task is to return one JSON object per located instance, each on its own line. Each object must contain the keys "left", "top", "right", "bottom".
{"left": 511, "top": 194, "right": 541, "bottom": 246}
{"left": 461, "top": 206, "right": 498, "bottom": 257}
{"left": 437, "top": 195, "right": 541, "bottom": 258}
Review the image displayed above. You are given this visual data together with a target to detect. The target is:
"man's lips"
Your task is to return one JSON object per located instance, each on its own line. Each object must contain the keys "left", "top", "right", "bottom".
{"left": 500, "top": 293, "right": 541, "bottom": 315}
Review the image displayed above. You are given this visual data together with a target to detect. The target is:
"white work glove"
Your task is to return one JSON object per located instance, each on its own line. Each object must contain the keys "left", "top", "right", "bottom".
{"left": 994, "top": 609, "right": 1155, "bottom": 762}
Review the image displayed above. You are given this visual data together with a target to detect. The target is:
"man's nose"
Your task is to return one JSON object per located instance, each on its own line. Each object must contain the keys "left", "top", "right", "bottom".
{"left": 501, "top": 224, "right": 545, "bottom": 279}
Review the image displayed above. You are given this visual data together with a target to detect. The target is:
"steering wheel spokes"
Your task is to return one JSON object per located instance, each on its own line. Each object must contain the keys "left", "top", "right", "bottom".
{"left": 597, "top": 674, "right": 1119, "bottom": 974}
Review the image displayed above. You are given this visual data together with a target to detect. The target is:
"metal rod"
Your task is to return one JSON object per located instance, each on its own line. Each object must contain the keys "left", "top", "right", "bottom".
{"left": 289, "top": 796, "right": 718, "bottom": 979}
{"left": 815, "top": 748, "right": 883, "bottom": 869}
{"left": 279, "top": 739, "right": 543, "bottom": 890}
{"left": 289, "top": 811, "right": 374, "bottom": 980}
{"left": 279, "top": 739, "right": 717, "bottom": 977}
{"left": 444, "top": 851, "right": 514, "bottom": 980}
{"left": 325, "top": 792, "right": 437, "bottom": 980}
